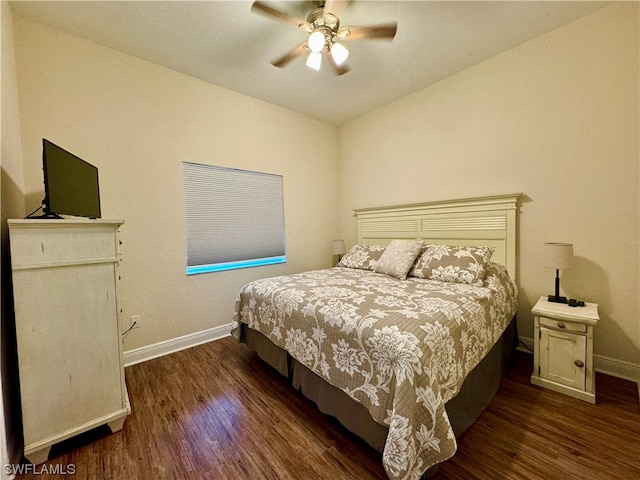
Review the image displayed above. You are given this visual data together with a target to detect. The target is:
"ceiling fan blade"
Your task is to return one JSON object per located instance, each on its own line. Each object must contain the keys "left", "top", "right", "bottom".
{"left": 271, "top": 42, "right": 308, "bottom": 68}
{"left": 340, "top": 23, "right": 398, "bottom": 41}
{"left": 323, "top": 0, "right": 349, "bottom": 18}
{"left": 251, "top": 1, "right": 307, "bottom": 28}
{"left": 328, "top": 55, "right": 350, "bottom": 76}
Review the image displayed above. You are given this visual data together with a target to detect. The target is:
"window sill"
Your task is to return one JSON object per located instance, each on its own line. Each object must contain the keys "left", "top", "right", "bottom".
{"left": 186, "top": 256, "right": 287, "bottom": 275}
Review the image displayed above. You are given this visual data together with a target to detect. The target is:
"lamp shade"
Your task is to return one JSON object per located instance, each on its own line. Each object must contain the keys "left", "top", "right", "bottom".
{"left": 330, "top": 42, "right": 349, "bottom": 66}
{"left": 305, "top": 51, "right": 322, "bottom": 71}
{"left": 542, "top": 242, "right": 575, "bottom": 269}
{"left": 332, "top": 239, "right": 346, "bottom": 256}
{"left": 308, "top": 31, "right": 325, "bottom": 53}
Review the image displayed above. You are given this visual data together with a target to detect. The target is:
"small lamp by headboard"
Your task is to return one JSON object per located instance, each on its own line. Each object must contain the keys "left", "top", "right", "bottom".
{"left": 332, "top": 239, "right": 346, "bottom": 262}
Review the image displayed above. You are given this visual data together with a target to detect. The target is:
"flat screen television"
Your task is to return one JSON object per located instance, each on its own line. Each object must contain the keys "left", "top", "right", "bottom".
{"left": 42, "top": 139, "right": 101, "bottom": 219}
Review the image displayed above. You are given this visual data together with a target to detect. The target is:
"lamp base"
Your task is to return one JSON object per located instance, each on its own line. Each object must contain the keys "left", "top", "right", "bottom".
{"left": 548, "top": 295, "right": 568, "bottom": 304}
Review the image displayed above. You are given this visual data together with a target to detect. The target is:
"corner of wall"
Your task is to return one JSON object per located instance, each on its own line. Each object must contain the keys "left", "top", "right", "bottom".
{"left": 1, "top": 0, "right": 27, "bottom": 471}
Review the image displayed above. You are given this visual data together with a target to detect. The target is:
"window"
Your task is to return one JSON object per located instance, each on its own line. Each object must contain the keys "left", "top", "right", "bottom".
{"left": 182, "top": 162, "right": 286, "bottom": 275}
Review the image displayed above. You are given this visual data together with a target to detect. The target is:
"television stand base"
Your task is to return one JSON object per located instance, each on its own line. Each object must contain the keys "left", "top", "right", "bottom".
{"left": 27, "top": 213, "right": 63, "bottom": 220}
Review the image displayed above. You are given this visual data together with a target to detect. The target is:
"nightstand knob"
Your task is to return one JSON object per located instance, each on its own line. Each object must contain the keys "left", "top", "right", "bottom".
{"left": 557, "top": 322, "right": 566, "bottom": 329}
{"left": 574, "top": 360, "right": 585, "bottom": 368}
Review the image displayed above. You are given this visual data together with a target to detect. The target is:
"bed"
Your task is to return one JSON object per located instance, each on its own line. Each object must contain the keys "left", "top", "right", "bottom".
{"left": 231, "top": 194, "right": 521, "bottom": 480}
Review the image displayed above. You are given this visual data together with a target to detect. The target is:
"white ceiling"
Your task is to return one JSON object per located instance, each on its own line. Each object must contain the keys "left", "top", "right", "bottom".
{"left": 9, "top": 0, "right": 605, "bottom": 125}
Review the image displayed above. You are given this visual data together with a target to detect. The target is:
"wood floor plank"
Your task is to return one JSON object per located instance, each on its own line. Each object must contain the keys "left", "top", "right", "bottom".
{"left": 14, "top": 337, "right": 639, "bottom": 480}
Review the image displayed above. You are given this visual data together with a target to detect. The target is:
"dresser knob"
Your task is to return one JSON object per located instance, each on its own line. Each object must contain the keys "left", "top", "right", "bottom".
{"left": 557, "top": 322, "right": 565, "bottom": 329}
{"left": 574, "top": 360, "right": 584, "bottom": 368}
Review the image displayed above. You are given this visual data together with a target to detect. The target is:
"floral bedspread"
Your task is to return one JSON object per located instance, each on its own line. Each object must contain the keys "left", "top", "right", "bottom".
{"left": 231, "top": 263, "right": 517, "bottom": 480}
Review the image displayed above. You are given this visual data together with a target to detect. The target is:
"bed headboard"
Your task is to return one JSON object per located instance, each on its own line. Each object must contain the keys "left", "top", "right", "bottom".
{"left": 354, "top": 194, "right": 521, "bottom": 281}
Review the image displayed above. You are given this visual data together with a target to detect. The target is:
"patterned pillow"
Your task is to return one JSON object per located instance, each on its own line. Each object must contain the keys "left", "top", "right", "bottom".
{"left": 338, "top": 244, "right": 386, "bottom": 270}
{"left": 482, "top": 261, "right": 515, "bottom": 289}
{"left": 410, "top": 244, "right": 495, "bottom": 286}
{"left": 373, "top": 239, "right": 423, "bottom": 279}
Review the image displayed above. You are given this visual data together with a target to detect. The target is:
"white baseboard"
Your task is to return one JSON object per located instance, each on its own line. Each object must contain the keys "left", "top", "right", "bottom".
{"left": 123, "top": 326, "right": 639, "bottom": 393}
{"left": 593, "top": 354, "right": 640, "bottom": 384}
{"left": 123, "top": 323, "right": 232, "bottom": 367}
{"left": 517, "top": 335, "right": 535, "bottom": 354}
{"left": 518, "top": 335, "right": 639, "bottom": 386}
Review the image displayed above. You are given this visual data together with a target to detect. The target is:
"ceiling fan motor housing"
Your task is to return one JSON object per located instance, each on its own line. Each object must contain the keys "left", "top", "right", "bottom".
{"left": 305, "top": 8, "right": 341, "bottom": 49}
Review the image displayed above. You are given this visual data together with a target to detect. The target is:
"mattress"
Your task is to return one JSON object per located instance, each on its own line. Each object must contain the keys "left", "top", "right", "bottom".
{"left": 231, "top": 262, "right": 518, "bottom": 480}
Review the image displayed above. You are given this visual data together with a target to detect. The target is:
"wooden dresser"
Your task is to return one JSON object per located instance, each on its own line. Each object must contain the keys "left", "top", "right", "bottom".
{"left": 8, "top": 219, "right": 130, "bottom": 464}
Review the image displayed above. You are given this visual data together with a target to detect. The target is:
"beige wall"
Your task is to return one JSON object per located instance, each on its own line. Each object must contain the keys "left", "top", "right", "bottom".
{"left": 12, "top": 17, "right": 339, "bottom": 351}
{"left": 1, "top": 3, "right": 25, "bottom": 229}
{"left": 8, "top": 4, "right": 639, "bottom": 373}
{"left": 338, "top": 3, "right": 639, "bottom": 369}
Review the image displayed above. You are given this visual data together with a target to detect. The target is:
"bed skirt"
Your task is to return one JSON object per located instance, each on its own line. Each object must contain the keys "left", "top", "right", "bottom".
{"left": 238, "top": 317, "right": 517, "bottom": 465}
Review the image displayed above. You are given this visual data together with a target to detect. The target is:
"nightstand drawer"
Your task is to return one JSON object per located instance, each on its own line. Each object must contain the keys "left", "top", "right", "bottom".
{"left": 540, "top": 316, "right": 587, "bottom": 334}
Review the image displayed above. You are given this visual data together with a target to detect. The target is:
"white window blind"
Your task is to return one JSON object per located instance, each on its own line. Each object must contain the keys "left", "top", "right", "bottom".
{"left": 182, "top": 162, "right": 286, "bottom": 275}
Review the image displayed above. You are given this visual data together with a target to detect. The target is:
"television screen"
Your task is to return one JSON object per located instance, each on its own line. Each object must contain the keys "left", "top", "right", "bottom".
{"left": 42, "top": 139, "right": 101, "bottom": 219}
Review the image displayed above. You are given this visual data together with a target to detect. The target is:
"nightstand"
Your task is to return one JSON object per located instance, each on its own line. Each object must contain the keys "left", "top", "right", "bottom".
{"left": 530, "top": 296, "right": 599, "bottom": 403}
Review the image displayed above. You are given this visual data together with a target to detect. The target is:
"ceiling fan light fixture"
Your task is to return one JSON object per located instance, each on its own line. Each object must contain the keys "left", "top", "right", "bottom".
{"left": 308, "top": 30, "right": 326, "bottom": 53}
{"left": 330, "top": 42, "right": 349, "bottom": 66}
{"left": 305, "top": 51, "right": 322, "bottom": 71}
{"left": 250, "top": 1, "right": 398, "bottom": 75}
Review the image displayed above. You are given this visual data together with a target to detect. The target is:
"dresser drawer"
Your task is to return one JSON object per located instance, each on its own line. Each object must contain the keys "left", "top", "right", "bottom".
{"left": 9, "top": 222, "right": 121, "bottom": 269}
{"left": 539, "top": 316, "right": 587, "bottom": 334}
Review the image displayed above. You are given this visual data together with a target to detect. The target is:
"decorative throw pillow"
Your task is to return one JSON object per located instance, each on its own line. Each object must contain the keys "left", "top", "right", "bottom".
{"left": 373, "top": 239, "right": 423, "bottom": 279}
{"left": 338, "top": 244, "right": 386, "bottom": 271}
{"left": 410, "top": 244, "right": 495, "bottom": 286}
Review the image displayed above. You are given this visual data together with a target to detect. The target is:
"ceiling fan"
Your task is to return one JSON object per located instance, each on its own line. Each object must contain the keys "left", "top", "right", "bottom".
{"left": 251, "top": 0, "right": 398, "bottom": 75}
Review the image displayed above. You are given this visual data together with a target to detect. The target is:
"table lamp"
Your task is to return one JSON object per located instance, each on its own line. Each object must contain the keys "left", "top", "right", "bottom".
{"left": 543, "top": 242, "right": 574, "bottom": 304}
{"left": 332, "top": 239, "right": 346, "bottom": 262}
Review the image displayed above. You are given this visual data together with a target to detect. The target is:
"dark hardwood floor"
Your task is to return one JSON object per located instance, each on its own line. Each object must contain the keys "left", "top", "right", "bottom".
{"left": 15, "top": 337, "right": 640, "bottom": 480}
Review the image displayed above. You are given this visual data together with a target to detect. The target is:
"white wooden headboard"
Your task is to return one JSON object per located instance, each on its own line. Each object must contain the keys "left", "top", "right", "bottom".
{"left": 354, "top": 194, "right": 521, "bottom": 281}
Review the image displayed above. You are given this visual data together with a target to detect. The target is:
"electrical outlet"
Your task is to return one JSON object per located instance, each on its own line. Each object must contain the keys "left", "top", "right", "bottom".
{"left": 130, "top": 315, "right": 141, "bottom": 329}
